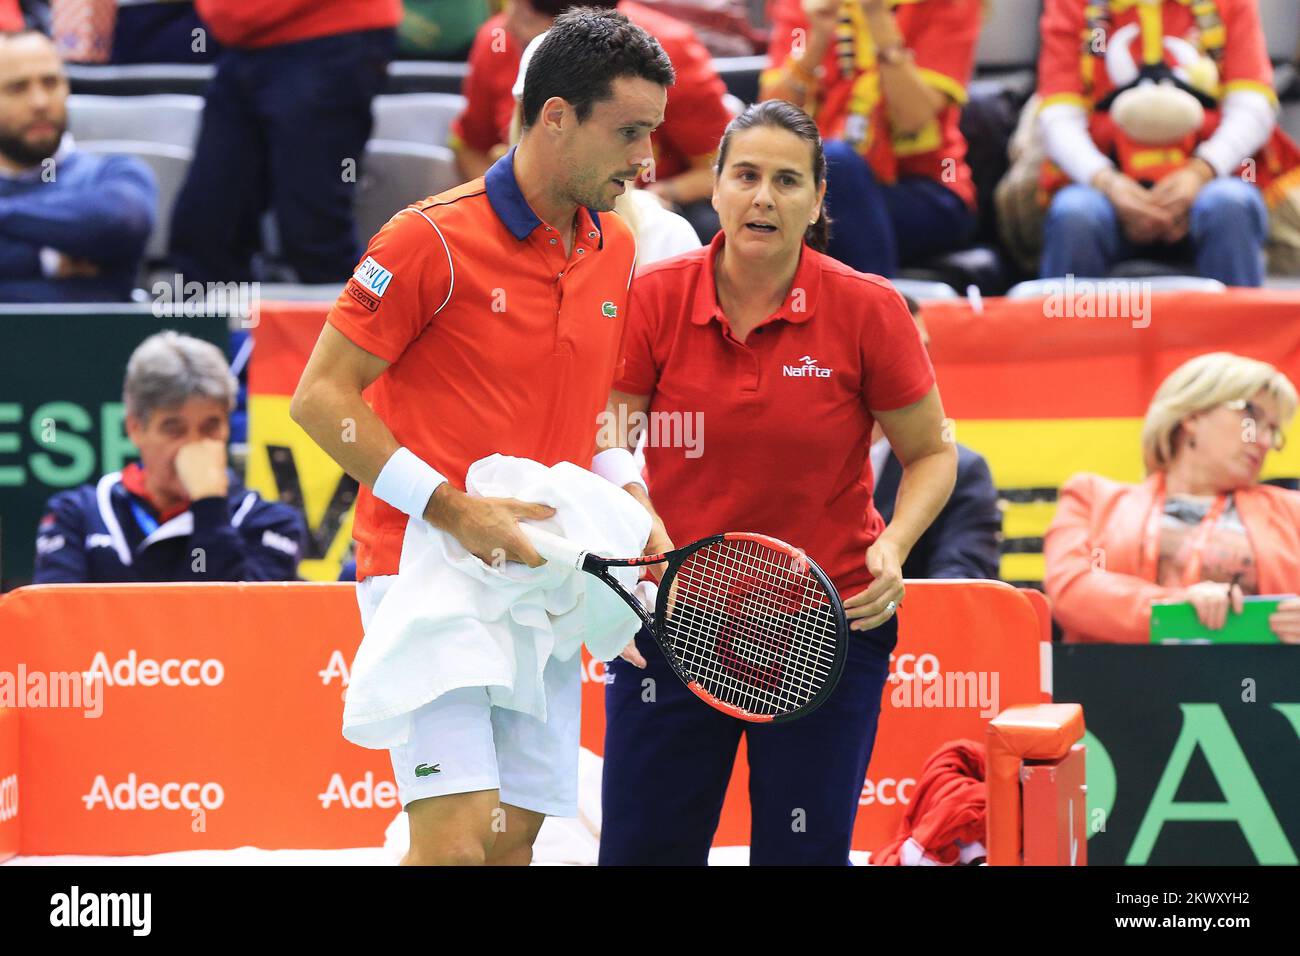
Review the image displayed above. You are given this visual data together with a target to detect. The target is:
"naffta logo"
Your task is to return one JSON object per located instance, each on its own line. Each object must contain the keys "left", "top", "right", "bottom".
{"left": 318, "top": 771, "right": 400, "bottom": 809}
{"left": 0, "top": 773, "right": 17, "bottom": 822}
{"left": 50, "top": 886, "right": 151, "bottom": 936}
{"left": 83, "top": 649, "right": 224, "bottom": 687}
{"left": 783, "top": 355, "right": 832, "bottom": 378}
{"left": 81, "top": 774, "right": 225, "bottom": 811}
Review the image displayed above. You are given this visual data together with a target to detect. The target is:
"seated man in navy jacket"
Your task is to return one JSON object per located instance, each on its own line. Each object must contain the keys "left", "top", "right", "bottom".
{"left": 872, "top": 297, "right": 1002, "bottom": 579}
{"left": 0, "top": 29, "right": 156, "bottom": 302}
{"left": 34, "top": 331, "right": 306, "bottom": 583}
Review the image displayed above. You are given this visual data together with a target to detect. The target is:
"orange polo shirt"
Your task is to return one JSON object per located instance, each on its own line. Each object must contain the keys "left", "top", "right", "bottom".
{"left": 325, "top": 147, "right": 638, "bottom": 580}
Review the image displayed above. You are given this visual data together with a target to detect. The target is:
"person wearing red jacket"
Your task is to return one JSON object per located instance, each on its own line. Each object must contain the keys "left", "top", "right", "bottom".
{"left": 450, "top": 0, "right": 732, "bottom": 242}
{"left": 760, "top": 0, "right": 982, "bottom": 277}
{"left": 1044, "top": 352, "right": 1300, "bottom": 644}
{"left": 1035, "top": 0, "right": 1285, "bottom": 286}
{"left": 167, "top": 0, "right": 400, "bottom": 284}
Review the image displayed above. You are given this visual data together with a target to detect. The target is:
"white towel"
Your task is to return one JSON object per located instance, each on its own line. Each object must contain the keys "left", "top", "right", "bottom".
{"left": 342, "top": 454, "right": 651, "bottom": 749}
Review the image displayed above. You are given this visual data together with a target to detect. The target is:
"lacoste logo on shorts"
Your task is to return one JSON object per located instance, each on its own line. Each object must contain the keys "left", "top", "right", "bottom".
{"left": 414, "top": 763, "right": 440, "bottom": 777}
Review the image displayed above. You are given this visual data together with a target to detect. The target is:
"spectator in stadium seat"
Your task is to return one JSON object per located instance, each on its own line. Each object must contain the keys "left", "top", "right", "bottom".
{"left": 759, "top": 0, "right": 981, "bottom": 278}
{"left": 1044, "top": 353, "right": 1300, "bottom": 643}
{"left": 167, "top": 0, "right": 399, "bottom": 284}
{"left": 0, "top": 28, "right": 155, "bottom": 302}
{"left": 33, "top": 331, "right": 306, "bottom": 584}
{"left": 1036, "top": 0, "right": 1285, "bottom": 287}
{"left": 450, "top": 0, "right": 732, "bottom": 243}
{"left": 873, "top": 296, "right": 1001, "bottom": 580}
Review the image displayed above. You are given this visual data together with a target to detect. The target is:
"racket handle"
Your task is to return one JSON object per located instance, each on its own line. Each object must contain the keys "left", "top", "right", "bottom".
{"left": 519, "top": 524, "right": 588, "bottom": 570}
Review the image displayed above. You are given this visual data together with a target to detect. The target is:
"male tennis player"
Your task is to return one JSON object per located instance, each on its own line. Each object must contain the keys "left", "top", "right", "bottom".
{"left": 290, "top": 8, "right": 673, "bottom": 866}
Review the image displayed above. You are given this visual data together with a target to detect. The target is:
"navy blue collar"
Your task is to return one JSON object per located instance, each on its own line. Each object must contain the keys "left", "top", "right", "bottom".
{"left": 484, "top": 146, "right": 604, "bottom": 248}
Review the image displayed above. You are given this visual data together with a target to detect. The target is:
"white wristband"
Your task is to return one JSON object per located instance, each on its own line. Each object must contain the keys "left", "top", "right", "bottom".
{"left": 373, "top": 447, "right": 447, "bottom": 519}
{"left": 592, "top": 447, "right": 647, "bottom": 493}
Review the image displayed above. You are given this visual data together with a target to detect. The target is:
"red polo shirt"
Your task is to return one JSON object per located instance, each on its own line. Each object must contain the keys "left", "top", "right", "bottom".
{"left": 196, "top": 0, "right": 400, "bottom": 48}
{"left": 616, "top": 232, "right": 935, "bottom": 597}
{"left": 451, "top": 2, "right": 732, "bottom": 182}
{"left": 326, "top": 147, "right": 638, "bottom": 580}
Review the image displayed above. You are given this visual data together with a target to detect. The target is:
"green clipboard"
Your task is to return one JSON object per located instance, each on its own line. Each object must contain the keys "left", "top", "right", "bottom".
{"left": 1149, "top": 595, "right": 1288, "bottom": 644}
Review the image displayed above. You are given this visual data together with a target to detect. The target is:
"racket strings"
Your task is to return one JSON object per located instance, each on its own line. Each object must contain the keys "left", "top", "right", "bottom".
{"left": 662, "top": 538, "right": 840, "bottom": 717}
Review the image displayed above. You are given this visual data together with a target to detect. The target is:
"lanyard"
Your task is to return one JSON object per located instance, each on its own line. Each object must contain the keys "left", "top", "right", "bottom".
{"left": 129, "top": 499, "right": 160, "bottom": 538}
{"left": 1141, "top": 472, "right": 1229, "bottom": 585}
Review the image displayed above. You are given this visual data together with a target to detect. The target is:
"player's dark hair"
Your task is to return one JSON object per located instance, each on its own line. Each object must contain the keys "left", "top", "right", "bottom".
{"left": 521, "top": 7, "right": 675, "bottom": 129}
{"left": 902, "top": 294, "right": 921, "bottom": 317}
{"left": 527, "top": 0, "right": 617, "bottom": 16}
{"left": 715, "top": 100, "right": 832, "bottom": 253}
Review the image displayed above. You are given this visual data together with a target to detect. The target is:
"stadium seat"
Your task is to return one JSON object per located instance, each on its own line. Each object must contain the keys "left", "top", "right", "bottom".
{"left": 723, "top": 92, "right": 745, "bottom": 118}
{"left": 67, "top": 94, "right": 205, "bottom": 151}
{"left": 65, "top": 63, "right": 215, "bottom": 97}
{"left": 712, "top": 55, "right": 768, "bottom": 105}
{"left": 77, "top": 139, "right": 193, "bottom": 262}
{"left": 355, "top": 140, "right": 460, "bottom": 243}
{"left": 255, "top": 282, "right": 347, "bottom": 301}
{"left": 890, "top": 278, "right": 961, "bottom": 301}
{"left": 1282, "top": 100, "right": 1300, "bottom": 143}
{"left": 385, "top": 60, "right": 471, "bottom": 95}
{"left": 1006, "top": 275, "right": 1227, "bottom": 297}
{"left": 974, "top": 0, "right": 1042, "bottom": 73}
{"left": 1258, "top": 0, "right": 1300, "bottom": 64}
{"left": 900, "top": 245, "right": 1013, "bottom": 296}
{"left": 371, "top": 93, "right": 467, "bottom": 149}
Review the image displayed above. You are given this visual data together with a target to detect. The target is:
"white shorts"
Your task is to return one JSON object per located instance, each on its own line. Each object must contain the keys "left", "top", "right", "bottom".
{"left": 355, "top": 575, "right": 581, "bottom": 817}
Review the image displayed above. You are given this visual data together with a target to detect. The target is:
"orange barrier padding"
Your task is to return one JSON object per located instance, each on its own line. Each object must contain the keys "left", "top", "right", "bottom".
{"left": 0, "top": 708, "right": 18, "bottom": 863}
{"left": 703, "top": 581, "right": 1046, "bottom": 850}
{"left": 986, "top": 703, "right": 1086, "bottom": 865}
{"left": 1018, "top": 588, "right": 1055, "bottom": 703}
{"left": 2, "top": 583, "right": 392, "bottom": 855}
{"left": 1, "top": 580, "right": 1045, "bottom": 855}
{"left": 1022, "top": 743, "right": 1087, "bottom": 866}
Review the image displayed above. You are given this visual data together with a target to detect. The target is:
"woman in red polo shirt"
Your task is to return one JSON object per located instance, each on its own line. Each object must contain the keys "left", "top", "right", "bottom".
{"left": 760, "top": 0, "right": 982, "bottom": 277}
{"left": 595, "top": 99, "right": 958, "bottom": 865}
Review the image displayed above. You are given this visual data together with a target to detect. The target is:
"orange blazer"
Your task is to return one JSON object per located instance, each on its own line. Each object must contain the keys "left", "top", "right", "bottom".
{"left": 1043, "top": 473, "right": 1300, "bottom": 643}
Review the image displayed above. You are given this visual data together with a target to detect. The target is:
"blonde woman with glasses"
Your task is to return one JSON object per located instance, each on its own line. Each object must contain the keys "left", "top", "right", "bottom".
{"left": 1045, "top": 352, "right": 1300, "bottom": 643}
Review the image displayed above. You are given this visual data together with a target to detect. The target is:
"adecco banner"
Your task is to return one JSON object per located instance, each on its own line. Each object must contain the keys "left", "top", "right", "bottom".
{"left": 2, "top": 583, "right": 393, "bottom": 854}
{"left": 0, "top": 310, "right": 228, "bottom": 590}
{"left": 0, "top": 580, "right": 1042, "bottom": 856}
{"left": 1055, "top": 645, "right": 1300, "bottom": 865}
{"left": 247, "top": 292, "right": 1300, "bottom": 587}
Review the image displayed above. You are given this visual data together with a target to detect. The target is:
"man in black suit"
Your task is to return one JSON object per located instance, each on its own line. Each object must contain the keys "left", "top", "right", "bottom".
{"left": 872, "top": 296, "right": 1002, "bottom": 579}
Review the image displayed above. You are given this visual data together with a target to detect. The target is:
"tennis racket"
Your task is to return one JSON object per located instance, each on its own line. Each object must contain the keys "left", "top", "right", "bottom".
{"left": 521, "top": 525, "right": 848, "bottom": 723}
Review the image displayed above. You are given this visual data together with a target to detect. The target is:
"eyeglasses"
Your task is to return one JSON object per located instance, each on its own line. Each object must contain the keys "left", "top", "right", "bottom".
{"left": 1222, "top": 399, "right": 1287, "bottom": 451}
